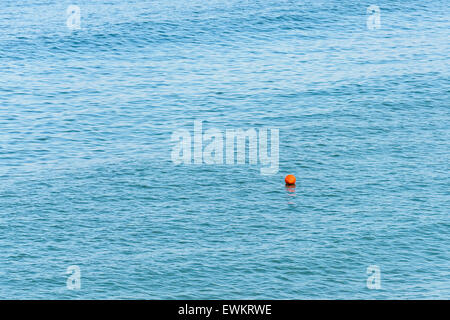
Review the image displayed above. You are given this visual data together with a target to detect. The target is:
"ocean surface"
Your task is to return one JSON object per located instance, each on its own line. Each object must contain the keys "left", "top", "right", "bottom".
{"left": 0, "top": 0, "right": 449, "bottom": 299}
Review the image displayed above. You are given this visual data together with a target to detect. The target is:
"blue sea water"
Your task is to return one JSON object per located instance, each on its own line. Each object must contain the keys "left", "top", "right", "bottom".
{"left": 0, "top": 0, "right": 449, "bottom": 299}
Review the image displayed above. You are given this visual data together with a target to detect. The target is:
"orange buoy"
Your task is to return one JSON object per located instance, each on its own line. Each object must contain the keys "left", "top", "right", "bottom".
{"left": 285, "top": 174, "right": 296, "bottom": 185}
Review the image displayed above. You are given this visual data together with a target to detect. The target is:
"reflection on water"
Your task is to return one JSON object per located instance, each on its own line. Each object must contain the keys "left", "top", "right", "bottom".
{"left": 285, "top": 185, "right": 296, "bottom": 205}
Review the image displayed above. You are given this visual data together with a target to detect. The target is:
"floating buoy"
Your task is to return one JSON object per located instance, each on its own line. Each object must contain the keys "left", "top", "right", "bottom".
{"left": 285, "top": 174, "right": 296, "bottom": 185}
